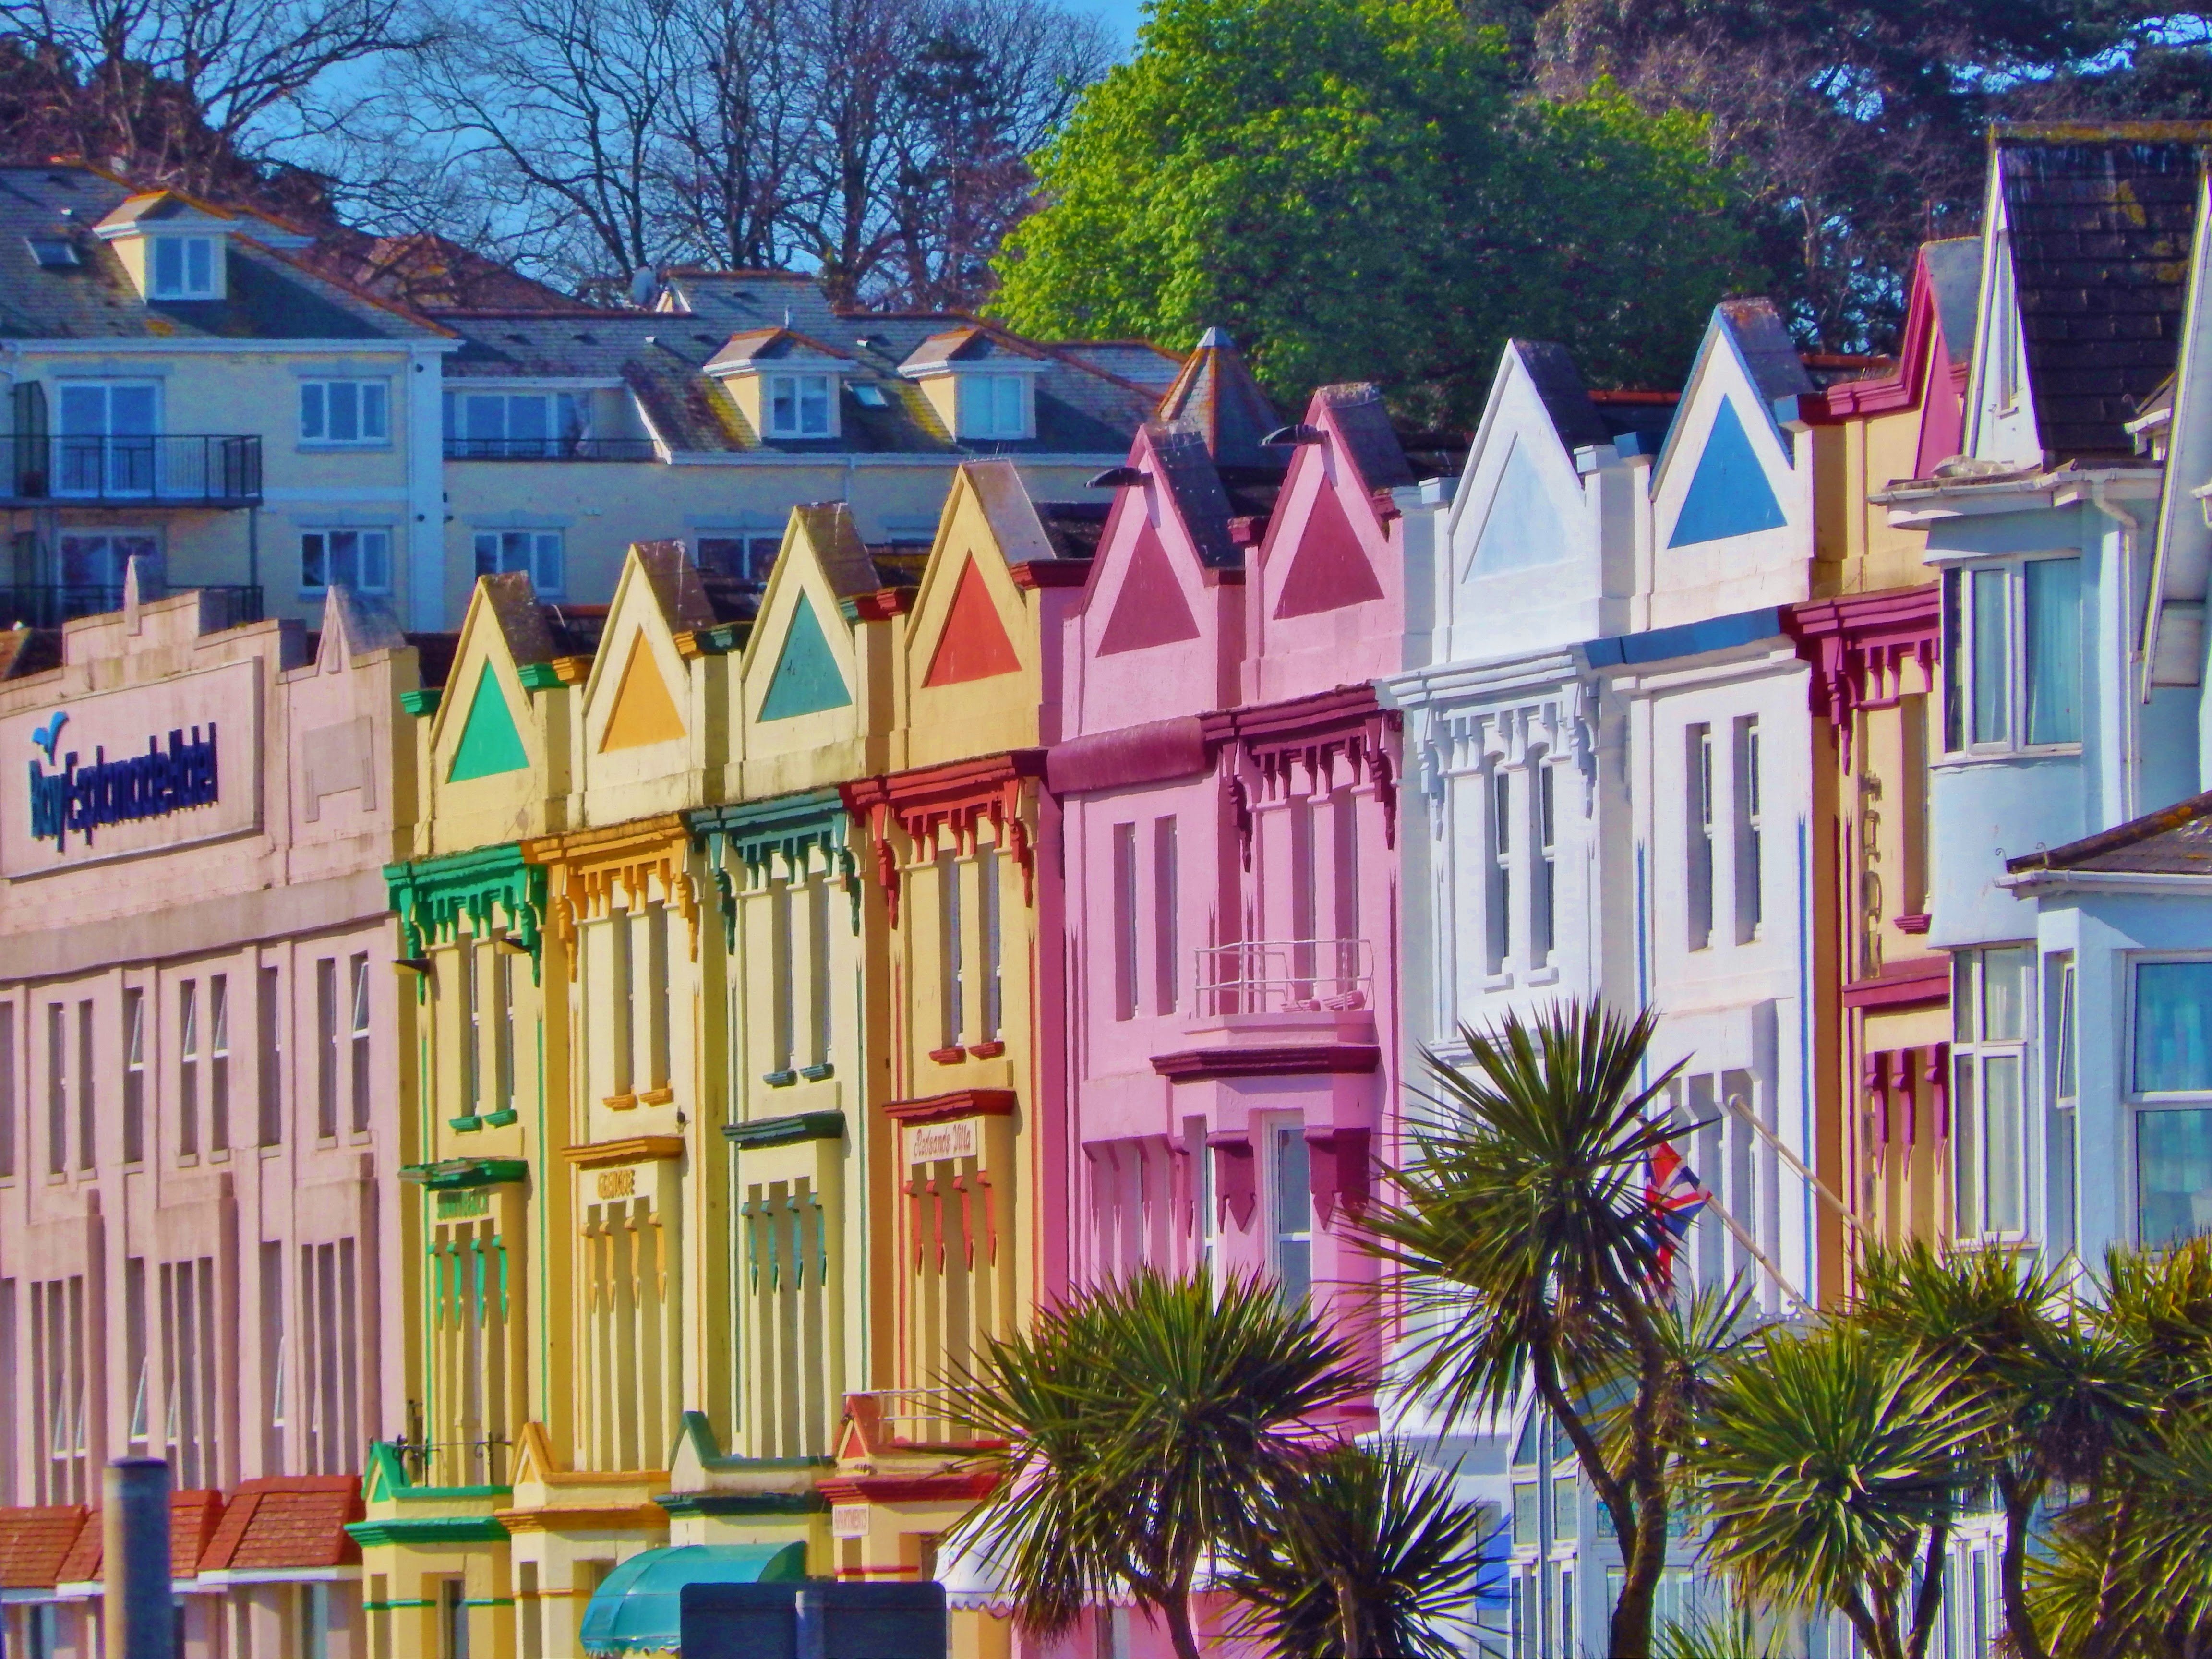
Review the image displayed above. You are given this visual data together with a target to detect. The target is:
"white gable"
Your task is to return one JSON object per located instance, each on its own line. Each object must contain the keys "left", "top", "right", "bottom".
{"left": 1964, "top": 180, "right": 2043, "bottom": 469}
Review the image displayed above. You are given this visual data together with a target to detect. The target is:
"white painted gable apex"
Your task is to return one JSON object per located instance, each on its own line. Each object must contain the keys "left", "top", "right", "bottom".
{"left": 1962, "top": 180, "right": 2043, "bottom": 467}
{"left": 2142, "top": 170, "right": 2212, "bottom": 690}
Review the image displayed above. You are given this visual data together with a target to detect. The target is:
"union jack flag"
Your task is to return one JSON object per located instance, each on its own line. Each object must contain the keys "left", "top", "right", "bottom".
{"left": 1644, "top": 1140, "right": 1710, "bottom": 1287}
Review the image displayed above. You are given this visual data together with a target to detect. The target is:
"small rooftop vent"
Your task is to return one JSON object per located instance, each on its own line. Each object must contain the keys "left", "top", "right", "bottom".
{"left": 25, "top": 236, "right": 79, "bottom": 268}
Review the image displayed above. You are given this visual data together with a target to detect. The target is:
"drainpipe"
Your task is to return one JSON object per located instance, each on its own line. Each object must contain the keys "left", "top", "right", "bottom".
{"left": 2091, "top": 479, "right": 2147, "bottom": 825}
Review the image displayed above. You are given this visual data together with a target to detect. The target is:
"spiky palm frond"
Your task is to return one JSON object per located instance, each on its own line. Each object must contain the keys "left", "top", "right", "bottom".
{"left": 1226, "top": 1440, "right": 1501, "bottom": 1659}
{"left": 1357, "top": 1000, "right": 1687, "bottom": 1428}
{"left": 1653, "top": 1607, "right": 1791, "bottom": 1659}
{"left": 947, "top": 1267, "right": 1372, "bottom": 1639}
{"left": 1693, "top": 1322, "right": 1990, "bottom": 1630}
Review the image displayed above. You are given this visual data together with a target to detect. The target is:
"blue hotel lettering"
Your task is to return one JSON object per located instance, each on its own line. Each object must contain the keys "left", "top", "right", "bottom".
{"left": 28, "top": 724, "right": 219, "bottom": 851}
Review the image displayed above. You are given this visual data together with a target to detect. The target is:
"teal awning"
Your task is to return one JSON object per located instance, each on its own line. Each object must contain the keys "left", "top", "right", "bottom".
{"left": 578, "top": 1542, "right": 806, "bottom": 1656}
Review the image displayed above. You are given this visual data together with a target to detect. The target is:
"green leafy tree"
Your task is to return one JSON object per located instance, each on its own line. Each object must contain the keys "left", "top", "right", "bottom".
{"left": 948, "top": 1267, "right": 1370, "bottom": 1659}
{"left": 1355, "top": 1001, "right": 1745, "bottom": 1659}
{"left": 1226, "top": 1440, "right": 1499, "bottom": 1659}
{"left": 989, "top": 0, "right": 1754, "bottom": 424}
{"left": 1694, "top": 1321, "right": 1994, "bottom": 1659}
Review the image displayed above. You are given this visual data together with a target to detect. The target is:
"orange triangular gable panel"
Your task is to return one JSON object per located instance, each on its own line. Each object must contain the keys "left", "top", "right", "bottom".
{"left": 1272, "top": 477, "right": 1384, "bottom": 619}
{"left": 599, "top": 633, "right": 687, "bottom": 751}
{"left": 1097, "top": 519, "right": 1200, "bottom": 655}
{"left": 922, "top": 557, "right": 1022, "bottom": 686}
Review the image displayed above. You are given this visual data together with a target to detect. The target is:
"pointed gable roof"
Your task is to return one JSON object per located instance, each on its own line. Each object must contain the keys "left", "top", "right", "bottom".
{"left": 579, "top": 541, "right": 732, "bottom": 764}
{"left": 760, "top": 593, "right": 851, "bottom": 719}
{"left": 924, "top": 558, "right": 1022, "bottom": 685}
{"left": 742, "top": 504, "right": 891, "bottom": 734}
{"left": 1994, "top": 126, "right": 2212, "bottom": 460}
{"left": 1654, "top": 298, "right": 1811, "bottom": 550}
{"left": 1153, "top": 328, "right": 1282, "bottom": 473}
{"left": 449, "top": 661, "right": 531, "bottom": 779}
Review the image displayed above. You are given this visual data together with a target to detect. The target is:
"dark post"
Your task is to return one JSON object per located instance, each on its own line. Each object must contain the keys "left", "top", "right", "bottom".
{"left": 104, "top": 1457, "right": 173, "bottom": 1659}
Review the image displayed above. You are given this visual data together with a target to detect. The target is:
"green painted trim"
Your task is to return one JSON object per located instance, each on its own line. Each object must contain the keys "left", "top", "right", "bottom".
{"left": 483, "top": 1108, "right": 519, "bottom": 1128}
{"left": 448, "top": 662, "right": 531, "bottom": 781}
{"left": 403, "top": 1158, "right": 530, "bottom": 1191}
{"left": 515, "top": 661, "right": 565, "bottom": 690}
{"left": 654, "top": 1491, "right": 830, "bottom": 1517}
{"left": 462, "top": 1598, "right": 517, "bottom": 1608}
{"left": 347, "top": 1515, "right": 510, "bottom": 1546}
{"left": 400, "top": 687, "right": 443, "bottom": 717}
{"left": 688, "top": 792, "right": 859, "bottom": 948}
{"left": 363, "top": 1600, "right": 439, "bottom": 1612}
{"left": 758, "top": 593, "right": 851, "bottom": 721}
{"left": 384, "top": 846, "right": 547, "bottom": 986}
{"left": 694, "top": 623, "right": 747, "bottom": 654}
{"left": 723, "top": 1111, "right": 845, "bottom": 1151}
{"left": 449, "top": 1115, "right": 483, "bottom": 1132}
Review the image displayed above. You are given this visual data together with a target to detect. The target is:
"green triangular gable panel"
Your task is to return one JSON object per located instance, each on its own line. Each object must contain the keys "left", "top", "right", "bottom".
{"left": 1667, "top": 398, "right": 1787, "bottom": 548}
{"left": 448, "top": 662, "right": 530, "bottom": 781}
{"left": 759, "top": 592, "right": 851, "bottom": 721}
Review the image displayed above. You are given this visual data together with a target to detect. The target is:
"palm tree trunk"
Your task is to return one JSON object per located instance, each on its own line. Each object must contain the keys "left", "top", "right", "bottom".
{"left": 1158, "top": 1559, "right": 1203, "bottom": 1659}
{"left": 1996, "top": 1472, "right": 2052, "bottom": 1659}
{"left": 1903, "top": 1516, "right": 1950, "bottom": 1659}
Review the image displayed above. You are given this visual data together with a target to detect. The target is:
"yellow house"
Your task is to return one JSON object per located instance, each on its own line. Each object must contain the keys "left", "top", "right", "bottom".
{"left": 0, "top": 166, "right": 455, "bottom": 633}
{"left": 359, "top": 569, "right": 600, "bottom": 1659}
{"left": 829, "top": 461, "right": 1098, "bottom": 1654}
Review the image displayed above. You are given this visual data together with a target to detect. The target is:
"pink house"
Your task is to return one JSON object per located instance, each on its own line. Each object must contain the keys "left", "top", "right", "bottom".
{"left": 0, "top": 580, "right": 419, "bottom": 1659}
{"left": 1051, "top": 337, "right": 1422, "bottom": 1381}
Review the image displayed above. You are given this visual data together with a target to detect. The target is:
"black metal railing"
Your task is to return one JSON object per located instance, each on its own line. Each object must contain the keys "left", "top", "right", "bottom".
{"left": 443, "top": 435, "right": 661, "bottom": 462}
{"left": 0, "top": 583, "right": 263, "bottom": 629}
{"left": 11, "top": 435, "right": 263, "bottom": 505}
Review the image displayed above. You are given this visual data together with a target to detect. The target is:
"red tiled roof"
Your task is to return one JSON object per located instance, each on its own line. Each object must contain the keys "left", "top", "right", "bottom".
{"left": 0, "top": 1506, "right": 89, "bottom": 1589}
{"left": 53, "top": 1491, "right": 226, "bottom": 1584}
{"left": 198, "top": 1478, "right": 362, "bottom": 1573}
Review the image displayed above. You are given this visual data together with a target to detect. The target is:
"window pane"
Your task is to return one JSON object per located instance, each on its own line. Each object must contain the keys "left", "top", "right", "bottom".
{"left": 329, "top": 531, "right": 358, "bottom": 588}
{"left": 2140, "top": 1108, "right": 2212, "bottom": 1246}
{"left": 535, "top": 532, "right": 563, "bottom": 593}
{"left": 328, "top": 382, "right": 359, "bottom": 442}
{"left": 2136, "top": 962, "right": 2212, "bottom": 1093}
{"left": 1985, "top": 1054, "right": 2022, "bottom": 1233}
{"left": 2025, "top": 558, "right": 2082, "bottom": 744}
{"left": 301, "top": 534, "right": 326, "bottom": 589}
{"left": 507, "top": 396, "right": 549, "bottom": 445}
{"left": 474, "top": 532, "right": 497, "bottom": 576}
{"left": 465, "top": 396, "right": 506, "bottom": 442}
{"left": 995, "top": 374, "right": 1022, "bottom": 433}
{"left": 771, "top": 377, "right": 796, "bottom": 433}
{"left": 1955, "top": 950, "right": 1981, "bottom": 1042}
{"left": 1983, "top": 946, "right": 2032, "bottom": 1043}
{"left": 2056, "top": 958, "right": 2078, "bottom": 1103}
{"left": 154, "top": 239, "right": 182, "bottom": 293}
{"left": 361, "top": 531, "right": 389, "bottom": 592}
{"left": 1954, "top": 1054, "right": 1979, "bottom": 1234}
{"left": 301, "top": 383, "right": 325, "bottom": 439}
{"left": 1274, "top": 1124, "right": 1311, "bottom": 1304}
{"left": 1971, "top": 567, "right": 2011, "bottom": 744}
{"left": 362, "top": 383, "right": 388, "bottom": 439}
{"left": 1512, "top": 1481, "right": 1539, "bottom": 1546}
{"left": 799, "top": 376, "right": 829, "bottom": 435}
{"left": 185, "top": 239, "right": 212, "bottom": 292}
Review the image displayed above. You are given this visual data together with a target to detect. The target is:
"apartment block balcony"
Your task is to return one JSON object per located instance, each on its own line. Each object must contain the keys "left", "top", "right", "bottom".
{"left": 1154, "top": 938, "right": 1382, "bottom": 1083}
{"left": 9, "top": 435, "right": 263, "bottom": 506}
{"left": 0, "top": 583, "right": 262, "bottom": 630}
{"left": 443, "top": 435, "right": 662, "bottom": 462}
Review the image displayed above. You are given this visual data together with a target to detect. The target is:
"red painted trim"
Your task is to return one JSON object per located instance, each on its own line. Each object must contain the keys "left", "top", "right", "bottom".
{"left": 1009, "top": 559, "right": 1090, "bottom": 590}
{"left": 817, "top": 1474, "right": 998, "bottom": 1504}
{"left": 1802, "top": 248, "right": 1950, "bottom": 421}
{"left": 1843, "top": 959, "right": 1950, "bottom": 1010}
{"left": 852, "top": 589, "right": 911, "bottom": 620}
{"left": 884, "top": 1088, "right": 1018, "bottom": 1124}
{"left": 1152, "top": 1044, "right": 1381, "bottom": 1081}
{"left": 1894, "top": 913, "right": 1932, "bottom": 935}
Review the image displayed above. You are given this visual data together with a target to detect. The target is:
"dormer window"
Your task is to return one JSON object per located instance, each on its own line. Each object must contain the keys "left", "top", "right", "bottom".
{"left": 768, "top": 373, "right": 833, "bottom": 437}
{"left": 957, "top": 373, "right": 1030, "bottom": 440}
{"left": 150, "top": 237, "right": 216, "bottom": 299}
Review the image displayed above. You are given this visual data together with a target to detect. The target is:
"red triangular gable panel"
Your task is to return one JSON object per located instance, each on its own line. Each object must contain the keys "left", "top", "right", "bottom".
{"left": 1098, "top": 519, "right": 1201, "bottom": 655}
{"left": 923, "top": 557, "right": 1022, "bottom": 686}
{"left": 1272, "top": 475, "right": 1384, "bottom": 619}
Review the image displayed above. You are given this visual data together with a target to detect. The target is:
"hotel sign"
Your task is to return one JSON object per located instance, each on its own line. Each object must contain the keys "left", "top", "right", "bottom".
{"left": 1, "top": 662, "right": 261, "bottom": 876}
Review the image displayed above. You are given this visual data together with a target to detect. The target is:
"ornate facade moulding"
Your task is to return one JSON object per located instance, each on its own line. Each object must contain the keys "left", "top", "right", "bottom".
{"left": 524, "top": 813, "right": 701, "bottom": 974}
{"left": 882, "top": 1088, "right": 1016, "bottom": 1126}
{"left": 400, "top": 1157, "right": 531, "bottom": 1190}
{"left": 1784, "top": 586, "right": 1940, "bottom": 762}
{"left": 688, "top": 790, "right": 861, "bottom": 948}
{"left": 842, "top": 751, "right": 1046, "bottom": 925}
{"left": 723, "top": 1110, "right": 847, "bottom": 1150}
{"left": 383, "top": 844, "right": 550, "bottom": 990}
{"left": 1151, "top": 1044, "right": 1380, "bottom": 1082}
{"left": 561, "top": 1135, "right": 686, "bottom": 1169}
{"left": 1200, "top": 686, "right": 1400, "bottom": 865}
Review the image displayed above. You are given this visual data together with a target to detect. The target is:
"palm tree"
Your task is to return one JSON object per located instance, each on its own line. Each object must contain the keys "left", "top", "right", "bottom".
{"left": 1226, "top": 1439, "right": 1501, "bottom": 1659}
{"left": 1355, "top": 1000, "right": 1735, "bottom": 1659}
{"left": 948, "top": 1266, "right": 1370, "bottom": 1659}
{"left": 1693, "top": 1320, "right": 1994, "bottom": 1659}
{"left": 1852, "top": 1239, "right": 2149, "bottom": 1659}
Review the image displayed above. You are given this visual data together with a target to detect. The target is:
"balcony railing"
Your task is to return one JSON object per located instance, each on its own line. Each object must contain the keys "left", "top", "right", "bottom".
{"left": 1195, "top": 938, "right": 1373, "bottom": 1017}
{"left": 12, "top": 435, "right": 263, "bottom": 505}
{"left": 443, "top": 436, "right": 661, "bottom": 462}
{"left": 0, "top": 584, "right": 262, "bottom": 630}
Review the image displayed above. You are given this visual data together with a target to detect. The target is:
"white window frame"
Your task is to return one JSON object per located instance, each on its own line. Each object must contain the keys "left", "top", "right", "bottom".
{"left": 473, "top": 529, "right": 564, "bottom": 596}
{"left": 765, "top": 373, "right": 835, "bottom": 439}
{"left": 1264, "top": 1114, "right": 1313, "bottom": 1305}
{"left": 1941, "top": 555, "right": 2083, "bottom": 758}
{"left": 956, "top": 372, "right": 1031, "bottom": 440}
{"left": 2125, "top": 953, "right": 2212, "bottom": 1249}
{"left": 300, "top": 528, "right": 393, "bottom": 596}
{"left": 299, "top": 380, "right": 390, "bottom": 447}
{"left": 443, "top": 389, "right": 589, "bottom": 457}
{"left": 149, "top": 235, "right": 217, "bottom": 300}
{"left": 1953, "top": 944, "right": 2034, "bottom": 1244}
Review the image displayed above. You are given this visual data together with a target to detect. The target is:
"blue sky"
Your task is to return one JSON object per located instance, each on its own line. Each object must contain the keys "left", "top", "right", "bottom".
{"left": 1082, "top": 0, "right": 1146, "bottom": 56}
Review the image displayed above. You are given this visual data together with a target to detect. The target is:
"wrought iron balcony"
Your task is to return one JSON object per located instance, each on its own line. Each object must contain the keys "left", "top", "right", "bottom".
{"left": 11, "top": 435, "right": 263, "bottom": 506}
{"left": 1194, "top": 938, "right": 1374, "bottom": 1018}
{"left": 0, "top": 584, "right": 262, "bottom": 630}
{"left": 442, "top": 435, "right": 661, "bottom": 462}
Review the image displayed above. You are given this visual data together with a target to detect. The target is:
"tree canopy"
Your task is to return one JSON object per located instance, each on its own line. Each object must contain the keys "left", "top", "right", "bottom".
{"left": 990, "top": 0, "right": 1755, "bottom": 422}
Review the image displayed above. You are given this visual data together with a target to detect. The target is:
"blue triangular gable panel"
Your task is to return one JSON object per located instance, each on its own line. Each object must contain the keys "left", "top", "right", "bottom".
{"left": 759, "top": 592, "right": 851, "bottom": 720}
{"left": 1667, "top": 399, "right": 1787, "bottom": 548}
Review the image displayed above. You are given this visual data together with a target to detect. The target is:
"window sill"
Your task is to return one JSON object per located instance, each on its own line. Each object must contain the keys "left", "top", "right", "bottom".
{"left": 179, "top": 1154, "right": 200, "bottom": 1169}
{"left": 296, "top": 441, "right": 393, "bottom": 453}
{"left": 603, "top": 1093, "right": 637, "bottom": 1110}
{"left": 1481, "top": 973, "right": 1513, "bottom": 991}
{"left": 799, "top": 1062, "right": 835, "bottom": 1082}
{"left": 1894, "top": 913, "right": 1932, "bottom": 935}
{"left": 763, "top": 1070, "right": 798, "bottom": 1088}
{"left": 209, "top": 1148, "right": 230, "bottom": 1162}
{"left": 299, "top": 588, "right": 394, "bottom": 602}
{"left": 967, "top": 1041, "right": 1005, "bottom": 1059}
{"left": 1934, "top": 744, "right": 2083, "bottom": 769}
{"left": 448, "top": 1115, "right": 482, "bottom": 1132}
{"left": 929, "top": 1046, "right": 967, "bottom": 1064}
{"left": 483, "top": 1108, "right": 518, "bottom": 1128}
{"left": 259, "top": 1143, "right": 283, "bottom": 1158}
{"left": 1525, "top": 967, "right": 1559, "bottom": 987}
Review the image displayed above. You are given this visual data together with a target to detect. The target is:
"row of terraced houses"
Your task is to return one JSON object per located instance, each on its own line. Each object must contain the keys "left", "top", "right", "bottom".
{"left": 3, "top": 123, "right": 2212, "bottom": 1659}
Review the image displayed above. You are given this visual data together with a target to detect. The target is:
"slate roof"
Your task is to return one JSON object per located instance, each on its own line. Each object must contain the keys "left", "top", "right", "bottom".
{"left": 439, "top": 271, "right": 1161, "bottom": 457}
{"left": 1147, "top": 421, "right": 1243, "bottom": 571}
{"left": 0, "top": 164, "right": 445, "bottom": 343}
{"left": 1036, "top": 502, "right": 1109, "bottom": 562}
{"left": 0, "top": 1506, "right": 88, "bottom": 1589}
{"left": 1154, "top": 328, "right": 1282, "bottom": 473}
{"left": 1719, "top": 298, "right": 1816, "bottom": 405}
{"left": 794, "top": 502, "right": 911, "bottom": 601}
{"left": 2007, "top": 787, "right": 2212, "bottom": 876}
{"left": 198, "top": 1477, "right": 361, "bottom": 1572}
{"left": 1315, "top": 384, "right": 1415, "bottom": 491}
{"left": 1996, "top": 127, "right": 2212, "bottom": 460}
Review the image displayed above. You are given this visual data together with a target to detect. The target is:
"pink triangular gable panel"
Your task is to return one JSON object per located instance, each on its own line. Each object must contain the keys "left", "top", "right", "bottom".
{"left": 1272, "top": 475, "right": 1384, "bottom": 619}
{"left": 923, "top": 557, "right": 1022, "bottom": 686}
{"left": 1098, "top": 519, "right": 1201, "bottom": 655}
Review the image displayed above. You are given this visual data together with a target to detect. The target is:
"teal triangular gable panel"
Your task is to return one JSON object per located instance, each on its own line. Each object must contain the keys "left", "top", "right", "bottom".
{"left": 1468, "top": 438, "right": 1568, "bottom": 576}
{"left": 759, "top": 592, "right": 851, "bottom": 720}
{"left": 448, "top": 662, "right": 529, "bottom": 781}
{"left": 1667, "top": 398, "right": 1787, "bottom": 548}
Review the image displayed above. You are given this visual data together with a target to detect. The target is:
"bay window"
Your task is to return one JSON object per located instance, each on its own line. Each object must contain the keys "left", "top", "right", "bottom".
{"left": 1954, "top": 945, "right": 2033, "bottom": 1240}
{"left": 1269, "top": 1118, "right": 1312, "bottom": 1305}
{"left": 2132, "top": 960, "right": 2212, "bottom": 1246}
{"left": 1942, "top": 557, "right": 2081, "bottom": 754}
